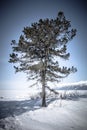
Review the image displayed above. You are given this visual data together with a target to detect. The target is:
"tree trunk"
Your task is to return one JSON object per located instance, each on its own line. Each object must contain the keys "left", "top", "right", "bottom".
{"left": 42, "top": 84, "right": 46, "bottom": 107}
{"left": 41, "top": 70, "right": 46, "bottom": 107}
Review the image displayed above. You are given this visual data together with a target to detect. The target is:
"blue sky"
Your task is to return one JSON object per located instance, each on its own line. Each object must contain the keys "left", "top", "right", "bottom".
{"left": 0, "top": 0, "right": 87, "bottom": 89}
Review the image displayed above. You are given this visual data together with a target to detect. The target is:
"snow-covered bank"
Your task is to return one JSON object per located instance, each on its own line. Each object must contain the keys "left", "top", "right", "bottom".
{"left": 0, "top": 90, "right": 87, "bottom": 130}
{"left": 0, "top": 98, "right": 87, "bottom": 130}
{"left": 18, "top": 98, "right": 87, "bottom": 130}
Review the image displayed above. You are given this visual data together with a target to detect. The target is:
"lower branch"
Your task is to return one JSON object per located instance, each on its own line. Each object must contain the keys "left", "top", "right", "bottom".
{"left": 46, "top": 86, "right": 59, "bottom": 95}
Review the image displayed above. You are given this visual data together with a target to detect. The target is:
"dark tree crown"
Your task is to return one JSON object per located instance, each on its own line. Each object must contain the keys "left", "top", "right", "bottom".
{"left": 9, "top": 11, "right": 77, "bottom": 86}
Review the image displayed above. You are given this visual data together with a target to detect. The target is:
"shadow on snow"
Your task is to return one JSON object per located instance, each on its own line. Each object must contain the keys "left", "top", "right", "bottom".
{"left": 0, "top": 98, "right": 41, "bottom": 119}
{"left": 0, "top": 92, "right": 87, "bottom": 119}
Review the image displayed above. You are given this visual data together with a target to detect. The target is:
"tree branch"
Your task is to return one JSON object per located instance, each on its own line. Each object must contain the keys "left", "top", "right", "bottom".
{"left": 46, "top": 86, "right": 59, "bottom": 95}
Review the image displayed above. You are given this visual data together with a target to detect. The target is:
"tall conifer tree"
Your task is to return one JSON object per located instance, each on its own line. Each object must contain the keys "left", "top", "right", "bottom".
{"left": 9, "top": 12, "right": 77, "bottom": 106}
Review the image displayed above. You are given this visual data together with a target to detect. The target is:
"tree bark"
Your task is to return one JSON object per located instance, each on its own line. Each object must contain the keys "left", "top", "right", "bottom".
{"left": 41, "top": 47, "right": 48, "bottom": 107}
{"left": 41, "top": 70, "right": 46, "bottom": 107}
{"left": 42, "top": 84, "right": 46, "bottom": 107}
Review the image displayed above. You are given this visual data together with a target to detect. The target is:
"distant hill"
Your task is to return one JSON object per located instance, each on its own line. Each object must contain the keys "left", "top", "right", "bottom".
{"left": 56, "top": 81, "right": 87, "bottom": 90}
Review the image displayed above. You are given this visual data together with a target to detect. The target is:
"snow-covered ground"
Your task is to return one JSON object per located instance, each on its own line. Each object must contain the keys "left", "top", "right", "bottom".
{"left": 0, "top": 90, "right": 87, "bottom": 130}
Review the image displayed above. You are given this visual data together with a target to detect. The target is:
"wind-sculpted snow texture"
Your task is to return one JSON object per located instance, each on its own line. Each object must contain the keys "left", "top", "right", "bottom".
{"left": 0, "top": 89, "right": 87, "bottom": 130}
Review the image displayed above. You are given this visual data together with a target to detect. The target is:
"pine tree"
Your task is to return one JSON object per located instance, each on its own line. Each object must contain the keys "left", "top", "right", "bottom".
{"left": 9, "top": 12, "right": 77, "bottom": 107}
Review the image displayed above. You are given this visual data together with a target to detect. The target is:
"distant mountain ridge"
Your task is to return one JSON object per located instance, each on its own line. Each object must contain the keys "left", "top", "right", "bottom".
{"left": 56, "top": 81, "right": 87, "bottom": 90}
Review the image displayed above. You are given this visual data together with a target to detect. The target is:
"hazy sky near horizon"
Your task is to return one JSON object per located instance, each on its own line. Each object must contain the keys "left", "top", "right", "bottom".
{"left": 0, "top": 0, "right": 87, "bottom": 89}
